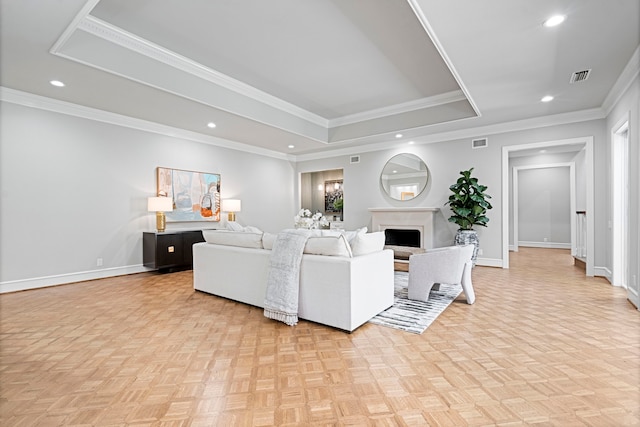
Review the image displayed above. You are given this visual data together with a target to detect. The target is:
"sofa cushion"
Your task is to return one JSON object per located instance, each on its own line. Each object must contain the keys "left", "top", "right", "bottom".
{"left": 351, "top": 231, "right": 386, "bottom": 256}
{"left": 203, "top": 230, "right": 264, "bottom": 248}
{"left": 304, "top": 234, "right": 353, "bottom": 257}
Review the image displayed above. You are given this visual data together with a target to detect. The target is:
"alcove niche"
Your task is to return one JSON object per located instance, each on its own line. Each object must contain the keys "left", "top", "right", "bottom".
{"left": 300, "top": 169, "right": 344, "bottom": 221}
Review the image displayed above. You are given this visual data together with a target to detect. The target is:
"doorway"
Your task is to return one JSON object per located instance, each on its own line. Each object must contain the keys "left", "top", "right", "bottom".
{"left": 300, "top": 169, "right": 344, "bottom": 222}
{"left": 501, "top": 137, "right": 594, "bottom": 274}
{"left": 612, "top": 117, "right": 629, "bottom": 287}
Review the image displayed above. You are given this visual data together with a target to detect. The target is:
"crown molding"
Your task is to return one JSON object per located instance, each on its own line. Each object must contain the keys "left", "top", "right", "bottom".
{"left": 0, "top": 86, "right": 606, "bottom": 164}
{"left": 52, "top": 6, "right": 473, "bottom": 135}
{"left": 0, "top": 87, "right": 290, "bottom": 161}
{"left": 58, "top": 14, "right": 330, "bottom": 128}
{"left": 49, "top": 0, "right": 101, "bottom": 54}
{"left": 602, "top": 45, "right": 640, "bottom": 115}
{"left": 406, "top": 0, "right": 481, "bottom": 119}
{"left": 328, "top": 90, "right": 467, "bottom": 127}
{"left": 294, "top": 107, "right": 606, "bottom": 162}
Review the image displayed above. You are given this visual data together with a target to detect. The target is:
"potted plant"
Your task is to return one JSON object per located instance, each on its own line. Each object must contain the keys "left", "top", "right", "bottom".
{"left": 445, "top": 168, "right": 492, "bottom": 264}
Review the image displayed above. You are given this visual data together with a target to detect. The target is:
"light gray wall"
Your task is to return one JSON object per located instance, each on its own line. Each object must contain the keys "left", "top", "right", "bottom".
{"left": 2, "top": 76, "right": 636, "bottom": 289}
{"left": 574, "top": 148, "right": 587, "bottom": 211}
{"left": 605, "top": 75, "right": 639, "bottom": 303}
{"left": 296, "top": 120, "right": 606, "bottom": 267}
{"left": 508, "top": 150, "right": 585, "bottom": 248}
{"left": 518, "top": 167, "right": 571, "bottom": 245}
{"left": 0, "top": 102, "right": 296, "bottom": 285}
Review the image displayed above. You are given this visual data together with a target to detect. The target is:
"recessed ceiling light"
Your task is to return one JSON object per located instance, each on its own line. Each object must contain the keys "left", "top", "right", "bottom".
{"left": 541, "top": 95, "right": 554, "bottom": 102}
{"left": 395, "top": 133, "right": 403, "bottom": 139}
{"left": 540, "top": 149, "right": 547, "bottom": 153}
{"left": 288, "top": 145, "right": 295, "bottom": 149}
{"left": 392, "top": 170, "right": 398, "bottom": 174}
{"left": 50, "top": 80, "right": 65, "bottom": 87}
{"left": 207, "top": 122, "right": 216, "bottom": 128}
{"left": 408, "top": 141, "right": 415, "bottom": 145}
{"left": 543, "top": 14, "right": 566, "bottom": 27}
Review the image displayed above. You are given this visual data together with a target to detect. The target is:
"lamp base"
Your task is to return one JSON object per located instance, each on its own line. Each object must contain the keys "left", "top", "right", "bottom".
{"left": 156, "top": 212, "right": 167, "bottom": 232}
{"left": 227, "top": 212, "right": 236, "bottom": 222}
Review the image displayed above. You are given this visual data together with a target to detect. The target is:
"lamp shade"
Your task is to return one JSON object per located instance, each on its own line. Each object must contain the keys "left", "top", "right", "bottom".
{"left": 222, "top": 199, "right": 241, "bottom": 212}
{"left": 147, "top": 196, "right": 173, "bottom": 212}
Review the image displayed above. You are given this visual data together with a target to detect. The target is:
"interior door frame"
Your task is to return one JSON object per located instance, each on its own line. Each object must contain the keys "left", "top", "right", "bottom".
{"left": 501, "top": 136, "right": 594, "bottom": 275}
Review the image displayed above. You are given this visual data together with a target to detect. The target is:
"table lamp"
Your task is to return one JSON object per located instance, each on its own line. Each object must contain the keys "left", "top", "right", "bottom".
{"left": 148, "top": 196, "right": 173, "bottom": 232}
{"left": 222, "top": 199, "right": 241, "bottom": 222}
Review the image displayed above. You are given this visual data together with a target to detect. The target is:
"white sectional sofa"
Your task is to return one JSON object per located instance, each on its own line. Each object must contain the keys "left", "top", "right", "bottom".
{"left": 193, "top": 228, "right": 394, "bottom": 332}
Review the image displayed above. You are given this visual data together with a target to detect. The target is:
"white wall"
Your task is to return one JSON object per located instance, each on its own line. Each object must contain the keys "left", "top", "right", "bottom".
{"left": 605, "top": 74, "right": 639, "bottom": 306}
{"left": 296, "top": 120, "right": 606, "bottom": 268}
{"left": 0, "top": 102, "right": 296, "bottom": 291}
{"left": 518, "top": 167, "right": 571, "bottom": 246}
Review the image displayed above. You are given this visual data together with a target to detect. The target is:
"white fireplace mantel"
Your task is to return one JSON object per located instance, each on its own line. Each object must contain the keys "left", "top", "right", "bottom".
{"left": 369, "top": 207, "right": 440, "bottom": 249}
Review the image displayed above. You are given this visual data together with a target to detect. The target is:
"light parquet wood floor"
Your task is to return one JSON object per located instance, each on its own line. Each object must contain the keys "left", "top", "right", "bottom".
{"left": 1, "top": 248, "right": 638, "bottom": 426}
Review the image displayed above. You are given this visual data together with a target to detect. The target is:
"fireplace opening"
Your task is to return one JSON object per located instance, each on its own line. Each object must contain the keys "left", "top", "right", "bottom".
{"left": 384, "top": 229, "right": 420, "bottom": 248}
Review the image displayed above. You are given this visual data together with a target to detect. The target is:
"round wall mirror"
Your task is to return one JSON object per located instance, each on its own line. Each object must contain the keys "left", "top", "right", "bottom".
{"left": 380, "top": 153, "right": 429, "bottom": 201}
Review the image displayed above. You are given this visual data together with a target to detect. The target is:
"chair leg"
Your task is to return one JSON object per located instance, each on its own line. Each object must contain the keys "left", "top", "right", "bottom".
{"left": 461, "top": 262, "right": 475, "bottom": 304}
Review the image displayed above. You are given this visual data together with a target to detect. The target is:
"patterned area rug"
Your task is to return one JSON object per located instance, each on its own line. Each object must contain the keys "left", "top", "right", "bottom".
{"left": 368, "top": 271, "right": 462, "bottom": 334}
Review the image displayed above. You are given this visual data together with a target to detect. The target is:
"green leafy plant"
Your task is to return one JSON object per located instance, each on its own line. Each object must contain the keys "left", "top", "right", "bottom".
{"left": 446, "top": 168, "right": 492, "bottom": 230}
{"left": 333, "top": 198, "right": 343, "bottom": 212}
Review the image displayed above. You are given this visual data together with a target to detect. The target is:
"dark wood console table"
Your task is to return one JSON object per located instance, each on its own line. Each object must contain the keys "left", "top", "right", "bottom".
{"left": 143, "top": 230, "right": 205, "bottom": 272}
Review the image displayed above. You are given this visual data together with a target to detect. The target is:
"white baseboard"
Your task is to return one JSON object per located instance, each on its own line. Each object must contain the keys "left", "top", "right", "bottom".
{"left": 627, "top": 287, "right": 639, "bottom": 310}
{"left": 0, "top": 265, "right": 151, "bottom": 294}
{"left": 593, "top": 266, "right": 612, "bottom": 283}
{"left": 476, "top": 257, "right": 503, "bottom": 268}
{"left": 518, "top": 241, "right": 571, "bottom": 249}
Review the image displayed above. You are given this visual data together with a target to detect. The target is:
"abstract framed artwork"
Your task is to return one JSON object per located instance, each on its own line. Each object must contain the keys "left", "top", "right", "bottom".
{"left": 324, "top": 179, "right": 343, "bottom": 212}
{"left": 157, "top": 167, "right": 221, "bottom": 222}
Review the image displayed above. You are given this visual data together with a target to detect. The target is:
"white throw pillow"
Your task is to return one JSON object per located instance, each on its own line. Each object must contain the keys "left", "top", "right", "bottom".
{"left": 344, "top": 227, "right": 368, "bottom": 245}
{"left": 304, "top": 234, "right": 353, "bottom": 257}
{"left": 244, "top": 225, "right": 262, "bottom": 233}
{"left": 262, "top": 232, "right": 276, "bottom": 250}
{"left": 203, "top": 230, "right": 263, "bottom": 248}
{"left": 225, "top": 221, "right": 244, "bottom": 232}
{"left": 350, "top": 231, "right": 385, "bottom": 256}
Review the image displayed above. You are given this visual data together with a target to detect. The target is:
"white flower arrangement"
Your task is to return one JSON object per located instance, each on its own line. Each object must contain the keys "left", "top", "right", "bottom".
{"left": 294, "top": 209, "right": 329, "bottom": 229}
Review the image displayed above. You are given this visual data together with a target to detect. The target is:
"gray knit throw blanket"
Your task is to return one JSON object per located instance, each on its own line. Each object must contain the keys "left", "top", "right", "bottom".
{"left": 263, "top": 229, "right": 312, "bottom": 326}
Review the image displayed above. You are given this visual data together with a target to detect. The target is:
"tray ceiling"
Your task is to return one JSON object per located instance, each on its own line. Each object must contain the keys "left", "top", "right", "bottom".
{"left": 1, "top": 0, "right": 638, "bottom": 155}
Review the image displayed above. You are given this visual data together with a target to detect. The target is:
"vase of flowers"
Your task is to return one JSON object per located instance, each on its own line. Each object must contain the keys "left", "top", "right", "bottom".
{"left": 294, "top": 209, "right": 329, "bottom": 229}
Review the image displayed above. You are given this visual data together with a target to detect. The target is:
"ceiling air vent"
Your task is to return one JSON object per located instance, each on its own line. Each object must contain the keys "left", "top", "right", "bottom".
{"left": 350, "top": 155, "right": 360, "bottom": 164}
{"left": 471, "top": 138, "right": 488, "bottom": 149}
{"left": 570, "top": 69, "right": 591, "bottom": 83}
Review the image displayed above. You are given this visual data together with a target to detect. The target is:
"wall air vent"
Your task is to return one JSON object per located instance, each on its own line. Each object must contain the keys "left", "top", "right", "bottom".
{"left": 350, "top": 155, "right": 360, "bottom": 164}
{"left": 471, "top": 138, "right": 488, "bottom": 149}
{"left": 570, "top": 69, "right": 591, "bottom": 83}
